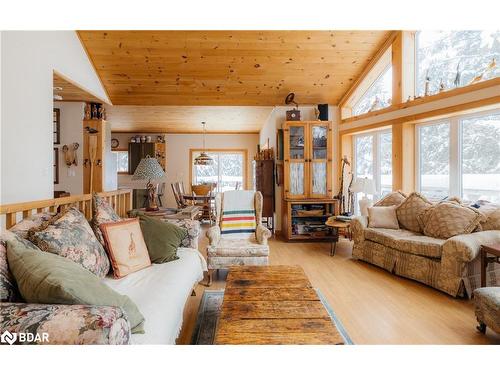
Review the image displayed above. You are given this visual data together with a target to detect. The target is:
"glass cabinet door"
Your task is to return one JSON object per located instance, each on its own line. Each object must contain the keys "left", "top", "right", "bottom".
{"left": 309, "top": 123, "right": 331, "bottom": 198}
{"left": 284, "top": 123, "right": 308, "bottom": 199}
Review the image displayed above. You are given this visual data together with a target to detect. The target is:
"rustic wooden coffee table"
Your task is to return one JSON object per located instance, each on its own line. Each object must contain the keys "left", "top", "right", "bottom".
{"left": 214, "top": 265, "right": 345, "bottom": 345}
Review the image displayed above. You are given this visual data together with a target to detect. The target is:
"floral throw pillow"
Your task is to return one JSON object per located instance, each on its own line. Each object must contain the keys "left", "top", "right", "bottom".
{"left": 28, "top": 207, "right": 110, "bottom": 278}
{"left": 92, "top": 194, "right": 122, "bottom": 246}
{"left": 0, "top": 238, "right": 21, "bottom": 302}
{"left": 9, "top": 212, "right": 56, "bottom": 239}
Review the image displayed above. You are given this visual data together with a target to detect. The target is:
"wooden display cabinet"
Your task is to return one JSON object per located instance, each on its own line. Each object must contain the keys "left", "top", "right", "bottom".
{"left": 283, "top": 121, "right": 333, "bottom": 200}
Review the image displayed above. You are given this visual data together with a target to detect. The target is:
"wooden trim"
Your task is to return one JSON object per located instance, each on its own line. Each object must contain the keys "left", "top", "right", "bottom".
{"left": 340, "top": 95, "right": 500, "bottom": 137}
{"left": 76, "top": 31, "right": 113, "bottom": 105}
{"left": 189, "top": 148, "right": 249, "bottom": 191}
{"left": 110, "top": 130, "right": 260, "bottom": 135}
{"left": 341, "top": 77, "right": 500, "bottom": 125}
{"left": 338, "top": 31, "right": 398, "bottom": 109}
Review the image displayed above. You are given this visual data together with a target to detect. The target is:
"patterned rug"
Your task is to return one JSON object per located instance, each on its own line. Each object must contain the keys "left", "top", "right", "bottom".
{"left": 191, "top": 289, "right": 353, "bottom": 345}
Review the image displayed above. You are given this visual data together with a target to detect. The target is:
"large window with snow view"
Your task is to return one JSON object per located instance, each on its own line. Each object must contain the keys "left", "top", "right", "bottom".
{"left": 417, "top": 110, "right": 500, "bottom": 203}
{"left": 353, "top": 129, "right": 392, "bottom": 203}
{"left": 191, "top": 150, "right": 246, "bottom": 192}
{"left": 416, "top": 30, "right": 500, "bottom": 96}
{"left": 352, "top": 66, "right": 392, "bottom": 116}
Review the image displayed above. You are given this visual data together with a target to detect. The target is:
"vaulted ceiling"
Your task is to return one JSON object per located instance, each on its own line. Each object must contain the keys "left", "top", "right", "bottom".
{"left": 78, "top": 30, "right": 392, "bottom": 106}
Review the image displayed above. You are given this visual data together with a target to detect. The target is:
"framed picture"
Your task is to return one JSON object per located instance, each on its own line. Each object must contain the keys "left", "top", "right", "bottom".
{"left": 53, "top": 148, "right": 59, "bottom": 184}
{"left": 53, "top": 108, "right": 60, "bottom": 145}
{"left": 276, "top": 128, "right": 284, "bottom": 161}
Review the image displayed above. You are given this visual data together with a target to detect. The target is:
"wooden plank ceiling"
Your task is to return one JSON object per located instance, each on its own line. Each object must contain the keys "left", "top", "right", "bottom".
{"left": 105, "top": 105, "right": 272, "bottom": 133}
{"left": 78, "top": 30, "right": 392, "bottom": 106}
{"left": 53, "top": 72, "right": 107, "bottom": 103}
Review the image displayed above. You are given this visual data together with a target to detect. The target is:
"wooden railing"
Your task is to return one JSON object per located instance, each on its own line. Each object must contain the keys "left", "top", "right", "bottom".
{"left": 0, "top": 189, "right": 132, "bottom": 230}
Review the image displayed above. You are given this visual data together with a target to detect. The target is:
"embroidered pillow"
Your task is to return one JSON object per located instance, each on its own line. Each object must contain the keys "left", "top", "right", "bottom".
{"left": 396, "top": 192, "right": 433, "bottom": 233}
{"left": 9, "top": 212, "right": 56, "bottom": 239}
{"left": 100, "top": 219, "right": 151, "bottom": 278}
{"left": 422, "top": 202, "right": 485, "bottom": 239}
{"left": 28, "top": 207, "right": 110, "bottom": 278}
{"left": 374, "top": 191, "right": 407, "bottom": 207}
{"left": 92, "top": 194, "right": 122, "bottom": 245}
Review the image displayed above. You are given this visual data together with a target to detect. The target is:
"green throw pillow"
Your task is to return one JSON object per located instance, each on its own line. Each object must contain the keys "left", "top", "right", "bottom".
{"left": 6, "top": 234, "right": 145, "bottom": 334}
{"left": 137, "top": 214, "right": 187, "bottom": 263}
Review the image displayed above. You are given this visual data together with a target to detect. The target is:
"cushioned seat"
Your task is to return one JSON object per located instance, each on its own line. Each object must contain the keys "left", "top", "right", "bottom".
{"left": 364, "top": 228, "right": 445, "bottom": 258}
{"left": 474, "top": 287, "right": 500, "bottom": 334}
{"left": 207, "top": 237, "right": 269, "bottom": 257}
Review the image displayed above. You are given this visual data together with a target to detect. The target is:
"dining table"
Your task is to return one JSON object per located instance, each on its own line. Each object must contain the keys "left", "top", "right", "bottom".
{"left": 182, "top": 193, "right": 216, "bottom": 223}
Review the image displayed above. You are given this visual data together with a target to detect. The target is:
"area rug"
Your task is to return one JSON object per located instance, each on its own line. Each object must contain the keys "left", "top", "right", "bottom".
{"left": 191, "top": 289, "right": 353, "bottom": 345}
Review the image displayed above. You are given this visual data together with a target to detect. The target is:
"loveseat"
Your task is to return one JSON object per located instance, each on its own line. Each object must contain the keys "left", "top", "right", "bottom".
{"left": 351, "top": 192, "right": 500, "bottom": 297}
{"left": 0, "top": 192, "right": 206, "bottom": 345}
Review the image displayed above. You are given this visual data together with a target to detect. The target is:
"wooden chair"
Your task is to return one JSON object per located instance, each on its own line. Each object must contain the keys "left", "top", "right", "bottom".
{"left": 171, "top": 182, "right": 187, "bottom": 209}
{"left": 191, "top": 183, "right": 216, "bottom": 223}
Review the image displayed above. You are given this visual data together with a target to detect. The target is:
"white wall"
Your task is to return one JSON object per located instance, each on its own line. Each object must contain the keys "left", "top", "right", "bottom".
{"left": 259, "top": 105, "right": 339, "bottom": 231}
{"left": 114, "top": 132, "right": 259, "bottom": 208}
{"left": 1, "top": 31, "right": 109, "bottom": 204}
{"left": 53, "top": 102, "right": 85, "bottom": 195}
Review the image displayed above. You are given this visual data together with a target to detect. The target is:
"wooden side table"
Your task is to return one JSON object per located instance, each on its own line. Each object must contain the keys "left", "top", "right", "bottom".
{"left": 325, "top": 217, "right": 352, "bottom": 256}
{"left": 480, "top": 244, "right": 500, "bottom": 287}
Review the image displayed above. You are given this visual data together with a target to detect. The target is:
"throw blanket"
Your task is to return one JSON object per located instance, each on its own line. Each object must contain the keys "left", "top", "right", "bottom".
{"left": 221, "top": 190, "right": 256, "bottom": 237}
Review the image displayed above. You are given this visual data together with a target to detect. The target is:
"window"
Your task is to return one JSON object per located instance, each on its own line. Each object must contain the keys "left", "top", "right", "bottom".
{"left": 461, "top": 113, "right": 500, "bottom": 202}
{"left": 113, "top": 150, "right": 129, "bottom": 173}
{"left": 417, "top": 122, "right": 450, "bottom": 200}
{"left": 416, "top": 110, "right": 500, "bottom": 203}
{"left": 352, "top": 66, "right": 392, "bottom": 116}
{"left": 191, "top": 150, "right": 246, "bottom": 192}
{"left": 353, "top": 129, "right": 392, "bottom": 204}
{"left": 416, "top": 31, "right": 500, "bottom": 96}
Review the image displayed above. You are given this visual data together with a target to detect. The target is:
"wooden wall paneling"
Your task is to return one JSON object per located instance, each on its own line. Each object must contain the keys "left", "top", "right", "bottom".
{"left": 392, "top": 31, "right": 416, "bottom": 106}
{"left": 392, "top": 122, "right": 415, "bottom": 193}
{"left": 83, "top": 120, "right": 106, "bottom": 193}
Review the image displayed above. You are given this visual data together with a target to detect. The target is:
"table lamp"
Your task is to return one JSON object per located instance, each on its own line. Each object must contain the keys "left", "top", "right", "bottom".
{"left": 350, "top": 177, "right": 376, "bottom": 216}
{"left": 132, "top": 155, "right": 165, "bottom": 211}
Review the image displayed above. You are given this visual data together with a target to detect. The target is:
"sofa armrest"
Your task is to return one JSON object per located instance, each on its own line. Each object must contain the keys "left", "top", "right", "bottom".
{"left": 0, "top": 302, "right": 131, "bottom": 344}
{"left": 162, "top": 218, "right": 201, "bottom": 249}
{"left": 443, "top": 230, "right": 500, "bottom": 263}
{"left": 350, "top": 216, "right": 368, "bottom": 244}
{"left": 256, "top": 224, "right": 272, "bottom": 245}
{"left": 206, "top": 226, "right": 221, "bottom": 246}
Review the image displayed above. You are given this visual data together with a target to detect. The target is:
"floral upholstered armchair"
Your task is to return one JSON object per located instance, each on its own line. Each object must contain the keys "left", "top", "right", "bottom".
{"left": 206, "top": 190, "right": 271, "bottom": 285}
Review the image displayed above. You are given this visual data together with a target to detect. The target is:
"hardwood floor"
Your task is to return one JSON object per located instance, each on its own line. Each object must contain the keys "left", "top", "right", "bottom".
{"left": 177, "top": 227, "right": 500, "bottom": 344}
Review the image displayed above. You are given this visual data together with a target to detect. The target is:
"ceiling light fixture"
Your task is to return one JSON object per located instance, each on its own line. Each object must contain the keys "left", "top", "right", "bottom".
{"left": 194, "top": 121, "right": 214, "bottom": 166}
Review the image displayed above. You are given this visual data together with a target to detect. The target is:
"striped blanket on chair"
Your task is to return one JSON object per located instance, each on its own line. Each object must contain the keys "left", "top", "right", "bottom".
{"left": 220, "top": 190, "right": 256, "bottom": 237}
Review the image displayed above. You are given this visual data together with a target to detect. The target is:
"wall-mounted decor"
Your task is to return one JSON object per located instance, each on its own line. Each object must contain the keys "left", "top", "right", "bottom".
{"left": 111, "top": 138, "right": 119, "bottom": 149}
{"left": 53, "top": 147, "right": 59, "bottom": 184}
{"left": 53, "top": 108, "right": 60, "bottom": 145}
{"left": 62, "top": 143, "right": 79, "bottom": 167}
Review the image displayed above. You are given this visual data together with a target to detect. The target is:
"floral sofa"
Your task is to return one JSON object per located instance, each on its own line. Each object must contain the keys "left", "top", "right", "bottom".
{"left": 351, "top": 192, "right": 500, "bottom": 297}
{"left": 0, "top": 208, "right": 205, "bottom": 345}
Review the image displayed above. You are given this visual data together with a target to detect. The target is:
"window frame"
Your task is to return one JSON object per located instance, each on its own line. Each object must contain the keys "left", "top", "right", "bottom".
{"left": 189, "top": 148, "right": 248, "bottom": 192}
{"left": 415, "top": 108, "right": 500, "bottom": 200}
{"left": 352, "top": 128, "right": 393, "bottom": 202}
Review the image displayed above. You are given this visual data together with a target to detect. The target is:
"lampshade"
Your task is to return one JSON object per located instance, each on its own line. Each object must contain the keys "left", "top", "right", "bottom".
{"left": 132, "top": 156, "right": 165, "bottom": 181}
{"left": 350, "top": 177, "right": 376, "bottom": 195}
{"left": 194, "top": 151, "right": 214, "bottom": 166}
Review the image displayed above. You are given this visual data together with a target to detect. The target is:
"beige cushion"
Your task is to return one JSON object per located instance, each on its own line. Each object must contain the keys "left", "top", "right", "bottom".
{"left": 100, "top": 218, "right": 151, "bottom": 278}
{"left": 422, "top": 202, "right": 484, "bottom": 239}
{"left": 368, "top": 206, "right": 399, "bottom": 229}
{"left": 374, "top": 191, "right": 407, "bottom": 207}
{"left": 479, "top": 207, "right": 500, "bottom": 230}
{"left": 364, "top": 228, "right": 445, "bottom": 258}
{"left": 396, "top": 192, "right": 433, "bottom": 233}
{"left": 207, "top": 237, "right": 269, "bottom": 257}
